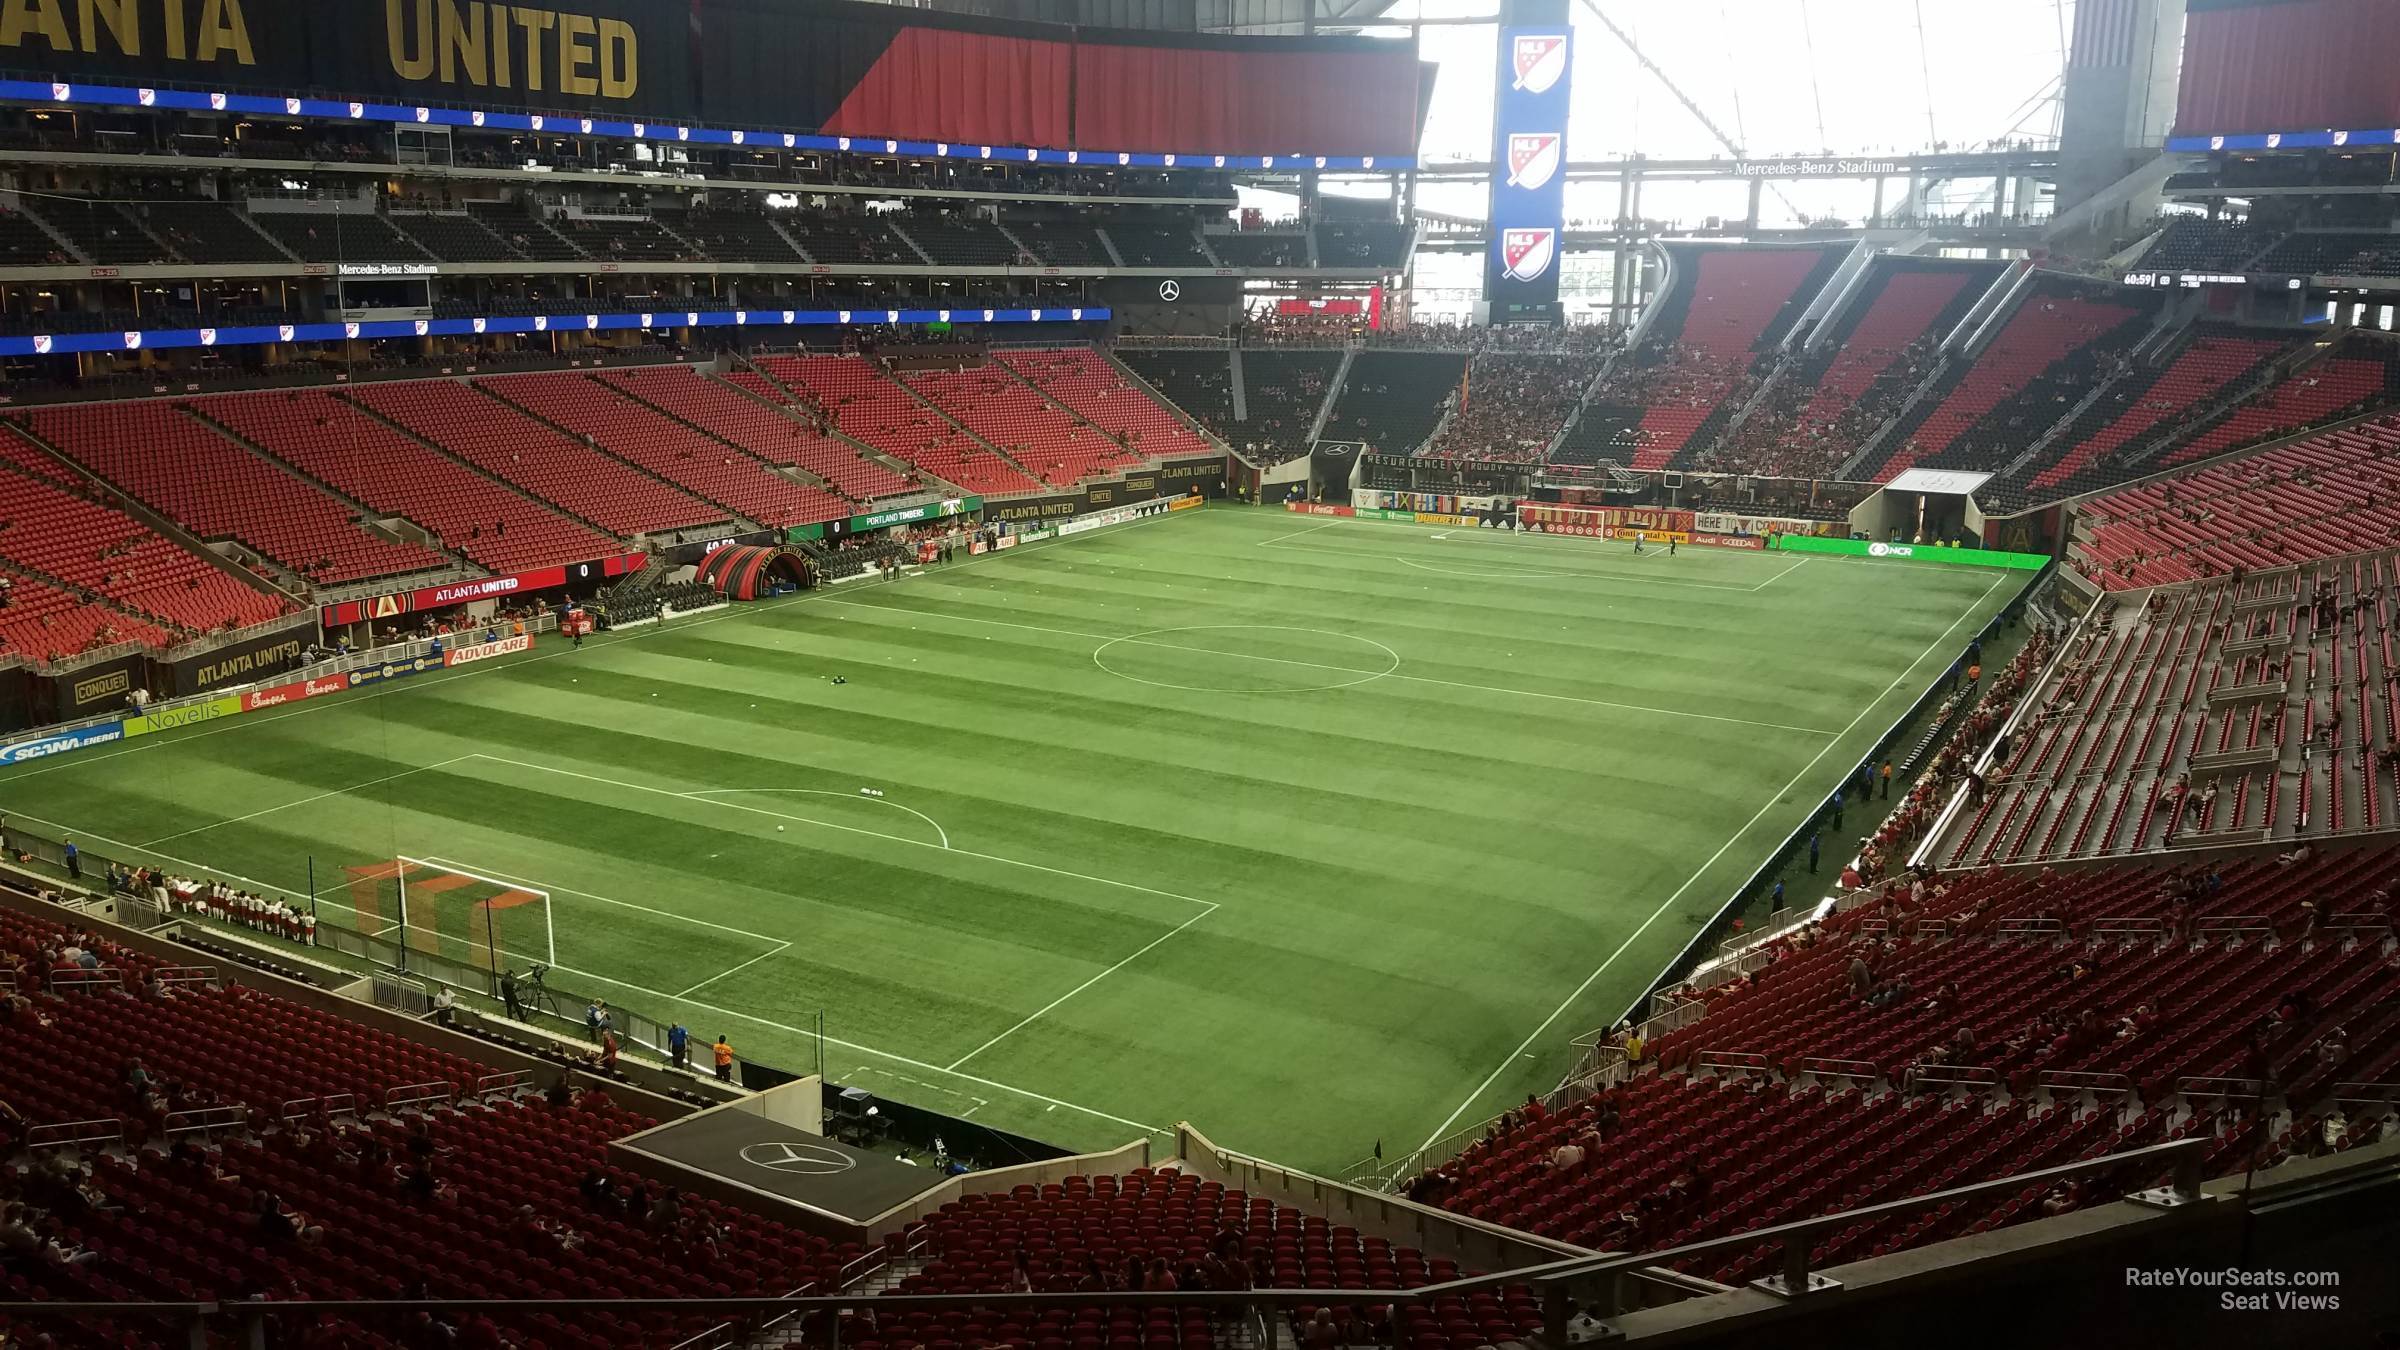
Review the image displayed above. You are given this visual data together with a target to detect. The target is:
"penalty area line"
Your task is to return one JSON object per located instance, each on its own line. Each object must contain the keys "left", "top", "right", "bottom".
{"left": 672, "top": 940, "right": 794, "bottom": 1000}
{"left": 532, "top": 957, "right": 1174, "bottom": 1139}
{"left": 463, "top": 753, "right": 1216, "bottom": 915}
{"left": 945, "top": 899, "right": 1219, "bottom": 1073}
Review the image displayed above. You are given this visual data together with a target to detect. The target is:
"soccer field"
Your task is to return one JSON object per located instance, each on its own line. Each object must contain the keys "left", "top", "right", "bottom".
{"left": 0, "top": 506, "right": 2021, "bottom": 1172}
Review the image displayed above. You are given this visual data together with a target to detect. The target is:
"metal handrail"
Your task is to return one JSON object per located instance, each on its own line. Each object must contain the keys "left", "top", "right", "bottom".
{"left": 1503, "top": 1134, "right": 2211, "bottom": 1324}
{"left": 25, "top": 1117, "right": 124, "bottom": 1149}
{"left": 1, "top": 1138, "right": 2211, "bottom": 1338}
{"left": 162, "top": 1105, "right": 249, "bottom": 1136}
{"left": 383, "top": 1080, "right": 458, "bottom": 1109}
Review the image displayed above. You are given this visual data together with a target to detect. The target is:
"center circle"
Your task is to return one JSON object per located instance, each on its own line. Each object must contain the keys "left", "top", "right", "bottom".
{"left": 1091, "top": 624, "right": 1401, "bottom": 694}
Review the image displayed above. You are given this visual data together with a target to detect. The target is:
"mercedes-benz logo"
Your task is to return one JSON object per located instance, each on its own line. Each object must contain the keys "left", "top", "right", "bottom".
{"left": 738, "top": 1141, "right": 856, "bottom": 1175}
{"left": 1158, "top": 280, "right": 1182, "bottom": 302}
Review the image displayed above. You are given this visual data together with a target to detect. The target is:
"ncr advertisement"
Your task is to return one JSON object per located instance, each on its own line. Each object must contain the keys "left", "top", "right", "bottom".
{"left": 1486, "top": 5, "right": 1572, "bottom": 324}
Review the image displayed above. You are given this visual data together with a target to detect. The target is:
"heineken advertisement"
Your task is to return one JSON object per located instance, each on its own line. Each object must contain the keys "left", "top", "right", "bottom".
{"left": 1774, "top": 535, "right": 2050, "bottom": 570}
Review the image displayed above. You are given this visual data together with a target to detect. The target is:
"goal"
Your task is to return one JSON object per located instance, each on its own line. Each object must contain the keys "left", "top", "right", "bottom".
{"left": 340, "top": 856, "right": 557, "bottom": 975}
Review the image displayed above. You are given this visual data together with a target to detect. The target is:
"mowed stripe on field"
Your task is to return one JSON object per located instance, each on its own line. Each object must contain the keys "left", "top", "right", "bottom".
{"left": 0, "top": 508, "right": 2022, "bottom": 1168}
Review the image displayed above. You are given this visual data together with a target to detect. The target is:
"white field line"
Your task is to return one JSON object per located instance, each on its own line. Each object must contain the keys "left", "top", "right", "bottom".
{"left": 463, "top": 754, "right": 1217, "bottom": 914}
{"left": 456, "top": 757, "right": 1219, "bottom": 1082}
{"left": 1256, "top": 515, "right": 1777, "bottom": 591}
{"left": 1752, "top": 556, "right": 1810, "bottom": 590}
{"left": 681, "top": 787, "right": 951, "bottom": 850}
{"left": 135, "top": 755, "right": 477, "bottom": 848}
{"left": 270, "top": 866, "right": 1169, "bottom": 1138}
{"left": 1411, "top": 567, "right": 2012, "bottom": 1151}
{"left": 1263, "top": 535, "right": 1765, "bottom": 591}
{"left": 414, "top": 855, "right": 791, "bottom": 948}
{"left": 811, "top": 596, "right": 1840, "bottom": 737}
{"left": 672, "top": 940, "right": 794, "bottom": 1000}
{"left": 530, "top": 954, "right": 1173, "bottom": 1138}
{"left": 946, "top": 899, "right": 1219, "bottom": 1072}
{"left": 314, "top": 851, "right": 1167, "bottom": 1134}
{"left": 9, "top": 798, "right": 1168, "bottom": 1138}
{"left": 0, "top": 503, "right": 1199, "bottom": 790}
{"left": 1251, "top": 519, "right": 1347, "bottom": 547}
{"left": 1393, "top": 557, "right": 1576, "bottom": 581}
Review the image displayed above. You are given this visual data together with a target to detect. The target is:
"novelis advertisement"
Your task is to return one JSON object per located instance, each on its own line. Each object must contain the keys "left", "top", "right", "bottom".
{"left": 1486, "top": 9, "right": 1572, "bottom": 322}
{"left": 122, "top": 695, "right": 243, "bottom": 739}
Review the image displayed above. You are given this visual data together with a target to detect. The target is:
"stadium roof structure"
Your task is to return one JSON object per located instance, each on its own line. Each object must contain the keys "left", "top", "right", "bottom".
{"left": 882, "top": 0, "right": 1406, "bottom": 36}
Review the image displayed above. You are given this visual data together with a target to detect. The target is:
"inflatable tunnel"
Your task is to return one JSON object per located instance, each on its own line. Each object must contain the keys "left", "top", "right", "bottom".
{"left": 695, "top": 545, "right": 813, "bottom": 600}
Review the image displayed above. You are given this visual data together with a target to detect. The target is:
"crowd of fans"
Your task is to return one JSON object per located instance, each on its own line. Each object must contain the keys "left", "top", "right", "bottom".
{"left": 1584, "top": 339, "right": 1758, "bottom": 422}
{"left": 1237, "top": 311, "right": 1621, "bottom": 354}
{"left": 1235, "top": 359, "right": 1332, "bottom": 467}
{"left": 1848, "top": 625, "right": 2059, "bottom": 887}
{"left": 1421, "top": 353, "right": 1611, "bottom": 463}
{"left": 1701, "top": 336, "right": 1941, "bottom": 479}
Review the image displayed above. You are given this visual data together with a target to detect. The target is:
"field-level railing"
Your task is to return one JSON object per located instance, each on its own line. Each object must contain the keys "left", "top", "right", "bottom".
{"left": 1, "top": 614, "right": 558, "bottom": 758}
{"left": 0, "top": 1137, "right": 2220, "bottom": 1346}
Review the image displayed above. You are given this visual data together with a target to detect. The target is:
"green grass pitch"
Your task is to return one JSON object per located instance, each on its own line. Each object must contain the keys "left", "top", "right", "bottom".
{"left": 0, "top": 506, "right": 2022, "bottom": 1173}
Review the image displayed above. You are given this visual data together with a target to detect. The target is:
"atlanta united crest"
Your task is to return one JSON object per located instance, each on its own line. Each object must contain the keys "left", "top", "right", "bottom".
{"left": 1512, "top": 34, "right": 1568, "bottom": 94}
{"left": 1500, "top": 228, "right": 1556, "bottom": 282}
{"left": 1507, "top": 132, "right": 1563, "bottom": 190}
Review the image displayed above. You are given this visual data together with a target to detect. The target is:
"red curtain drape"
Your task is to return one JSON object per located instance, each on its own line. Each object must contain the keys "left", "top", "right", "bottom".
{"left": 1071, "top": 46, "right": 1419, "bottom": 158}
{"left": 823, "top": 28, "right": 1072, "bottom": 148}
{"left": 2177, "top": 0, "right": 2400, "bottom": 134}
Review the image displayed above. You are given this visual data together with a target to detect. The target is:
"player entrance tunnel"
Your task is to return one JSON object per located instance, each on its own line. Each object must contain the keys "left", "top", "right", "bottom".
{"left": 695, "top": 545, "right": 813, "bottom": 600}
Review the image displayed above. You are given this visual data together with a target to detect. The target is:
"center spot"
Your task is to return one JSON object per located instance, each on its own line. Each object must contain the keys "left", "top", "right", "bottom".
{"left": 1091, "top": 624, "right": 1401, "bottom": 694}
